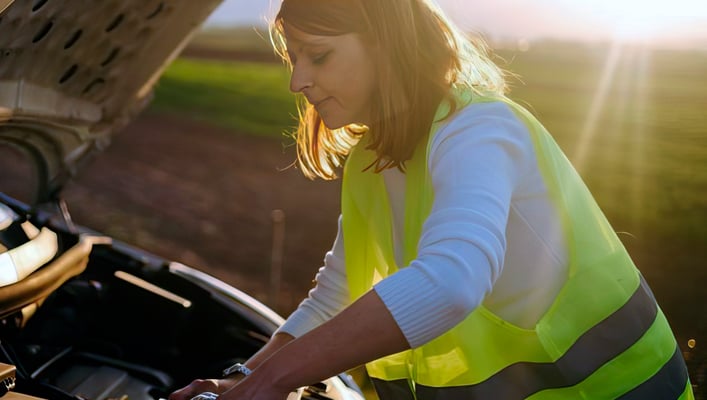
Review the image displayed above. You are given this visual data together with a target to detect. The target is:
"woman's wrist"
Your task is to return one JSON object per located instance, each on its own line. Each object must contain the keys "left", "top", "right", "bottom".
{"left": 250, "top": 352, "right": 302, "bottom": 396}
{"left": 214, "top": 376, "right": 243, "bottom": 392}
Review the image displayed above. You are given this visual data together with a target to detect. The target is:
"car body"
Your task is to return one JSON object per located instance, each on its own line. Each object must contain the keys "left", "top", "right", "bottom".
{"left": 0, "top": 1, "right": 363, "bottom": 398}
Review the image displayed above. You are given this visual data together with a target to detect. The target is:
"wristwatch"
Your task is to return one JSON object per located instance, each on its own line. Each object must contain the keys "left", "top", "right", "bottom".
{"left": 222, "top": 362, "right": 252, "bottom": 378}
{"left": 190, "top": 392, "right": 219, "bottom": 400}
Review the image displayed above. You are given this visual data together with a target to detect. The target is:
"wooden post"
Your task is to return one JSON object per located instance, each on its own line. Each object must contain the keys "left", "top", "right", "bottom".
{"left": 269, "top": 209, "right": 285, "bottom": 310}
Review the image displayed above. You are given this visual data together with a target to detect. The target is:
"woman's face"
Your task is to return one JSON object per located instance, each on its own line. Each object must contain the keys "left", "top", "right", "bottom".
{"left": 284, "top": 24, "right": 377, "bottom": 129}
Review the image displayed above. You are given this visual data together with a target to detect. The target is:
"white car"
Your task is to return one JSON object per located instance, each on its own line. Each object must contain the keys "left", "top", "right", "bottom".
{"left": 0, "top": 1, "right": 363, "bottom": 399}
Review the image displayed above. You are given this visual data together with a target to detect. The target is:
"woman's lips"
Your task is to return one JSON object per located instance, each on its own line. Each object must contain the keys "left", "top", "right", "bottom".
{"left": 311, "top": 97, "right": 333, "bottom": 108}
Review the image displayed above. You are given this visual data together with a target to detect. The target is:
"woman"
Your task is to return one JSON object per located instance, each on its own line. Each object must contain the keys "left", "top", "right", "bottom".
{"left": 171, "top": 0, "right": 692, "bottom": 399}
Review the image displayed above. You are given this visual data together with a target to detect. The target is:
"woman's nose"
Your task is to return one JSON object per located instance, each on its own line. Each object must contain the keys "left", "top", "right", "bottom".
{"left": 289, "top": 64, "right": 313, "bottom": 93}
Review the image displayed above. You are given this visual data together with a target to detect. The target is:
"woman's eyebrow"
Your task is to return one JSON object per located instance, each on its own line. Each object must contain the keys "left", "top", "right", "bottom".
{"left": 286, "top": 33, "right": 330, "bottom": 51}
{"left": 290, "top": 41, "right": 329, "bottom": 56}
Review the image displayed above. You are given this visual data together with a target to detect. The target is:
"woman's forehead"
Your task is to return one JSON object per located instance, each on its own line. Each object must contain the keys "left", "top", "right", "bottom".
{"left": 283, "top": 24, "right": 338, "bottom": 48}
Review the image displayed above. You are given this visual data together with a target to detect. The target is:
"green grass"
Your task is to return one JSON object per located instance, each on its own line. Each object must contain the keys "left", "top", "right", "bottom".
{"left": 497, "top": 43, "right": 707, "bottom": 246}
{"left": 150, "top": 40, "right": 707, "bottom": 338}
{"left": 151, "top": 59, "right": 297, "bottom": 137}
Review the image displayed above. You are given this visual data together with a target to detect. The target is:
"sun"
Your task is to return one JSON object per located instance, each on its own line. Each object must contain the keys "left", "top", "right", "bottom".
{"left": 560, "top": 0, "right": 707, "bottom": 41}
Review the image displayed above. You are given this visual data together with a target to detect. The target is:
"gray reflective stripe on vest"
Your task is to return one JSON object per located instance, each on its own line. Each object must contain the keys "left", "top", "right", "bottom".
{"left": 374, "top": 277, "right": 689, "bottom": 400}
{"left": 618, "top": 347, "right": 689, "bottom": 399}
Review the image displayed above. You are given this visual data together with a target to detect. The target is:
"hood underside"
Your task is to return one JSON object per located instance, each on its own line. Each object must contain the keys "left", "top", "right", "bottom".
{"left": 0, "top": 0, "right": 223, "bottom": 203}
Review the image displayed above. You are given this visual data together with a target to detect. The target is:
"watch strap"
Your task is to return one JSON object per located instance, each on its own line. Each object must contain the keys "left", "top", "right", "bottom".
{"left": 222, "top": 362, "right": 252, "bottom": 378}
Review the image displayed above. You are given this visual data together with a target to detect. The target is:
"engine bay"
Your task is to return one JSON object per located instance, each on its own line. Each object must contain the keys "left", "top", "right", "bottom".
{"left": 0, "top": 198, "right": 360, "bottom": 400}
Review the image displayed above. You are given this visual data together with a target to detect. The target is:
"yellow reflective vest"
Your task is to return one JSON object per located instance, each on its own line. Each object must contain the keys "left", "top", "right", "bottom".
{"left": 341, "top": 89, "right": 693, "bottom": 399}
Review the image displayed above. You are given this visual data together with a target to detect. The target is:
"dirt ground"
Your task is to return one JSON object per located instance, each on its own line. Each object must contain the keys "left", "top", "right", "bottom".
{"left": 63, "top": 112, "right": 341, "bottom": 315}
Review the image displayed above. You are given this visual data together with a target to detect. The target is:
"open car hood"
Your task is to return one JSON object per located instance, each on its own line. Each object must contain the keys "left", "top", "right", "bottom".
{"left": 0, "top": 0, "right": 223, "bottom": 204}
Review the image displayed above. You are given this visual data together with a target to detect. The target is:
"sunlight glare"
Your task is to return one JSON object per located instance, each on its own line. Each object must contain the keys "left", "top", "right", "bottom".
{"left": 574, "top": 42, "right": 621, "bottom": 169}
{"left": 560, "top": 0, "right": 707, "bottom": 41}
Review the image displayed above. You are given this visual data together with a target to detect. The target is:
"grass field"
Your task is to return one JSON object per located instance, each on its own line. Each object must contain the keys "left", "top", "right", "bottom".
{"left": 151, "top": 59, "right": 296, "bottom": 137}
{"left": 499, "top": 42, "right": 707, "bottom": 244}
{"left": 151, "top": 38, "right": 707, "bottom": 345}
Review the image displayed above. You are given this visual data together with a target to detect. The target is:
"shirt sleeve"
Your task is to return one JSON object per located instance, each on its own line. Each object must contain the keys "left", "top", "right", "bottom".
{"left": 276, "top": 215, "right": 350, "bottom": 338}
{"left": 374, "top": 102, "right": 534, "bottom": 348}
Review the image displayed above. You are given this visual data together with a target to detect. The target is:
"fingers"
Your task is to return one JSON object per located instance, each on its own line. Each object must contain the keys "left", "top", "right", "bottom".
{"left": 168, "top": 379, "right": 219, "bottom": 400}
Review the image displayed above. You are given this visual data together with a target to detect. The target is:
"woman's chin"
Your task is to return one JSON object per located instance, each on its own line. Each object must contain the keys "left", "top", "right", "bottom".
{"left": 321, "top": 120, "right": 345, "bottom": 130}
{"left": 320, "top": 117, "right": 348, "bottom": 131}
{"left": 319, "top": 114, "right": 348, "bottom": 129}
{"left": 321, "top": 117, "right": 369, "bottom": 132}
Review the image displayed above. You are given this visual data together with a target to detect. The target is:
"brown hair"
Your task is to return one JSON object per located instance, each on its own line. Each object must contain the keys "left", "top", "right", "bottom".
{"left": 271, "top": 0, "right": 506, "bottom": 179}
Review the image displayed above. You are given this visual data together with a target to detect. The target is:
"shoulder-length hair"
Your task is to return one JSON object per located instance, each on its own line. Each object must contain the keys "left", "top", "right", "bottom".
{"left": 271, "top": 0, "right": 507, "bottom": 180}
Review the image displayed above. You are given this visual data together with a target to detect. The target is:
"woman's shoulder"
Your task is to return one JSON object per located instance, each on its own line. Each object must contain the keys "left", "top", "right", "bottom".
{"left": 427, "top": 97, "right": 537, "bottom": 175}
{"left": 432, "top": 99, "right": 531, "bottom": 148}
{"left": 451, "top": 98, "right": 521, "bottom": 124}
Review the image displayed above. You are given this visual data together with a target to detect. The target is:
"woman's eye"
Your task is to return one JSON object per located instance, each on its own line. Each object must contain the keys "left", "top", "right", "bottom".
{"left": 312, "top": 51, "right": 330, "bottom": 65}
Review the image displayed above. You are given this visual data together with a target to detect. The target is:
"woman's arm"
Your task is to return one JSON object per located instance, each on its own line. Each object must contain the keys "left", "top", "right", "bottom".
{"left": 220, "top": 289, "right": 408, "bottom": 399}
{"left": 168, "top": 332, "right": 295, "bottom": 400}
{"left": 170, "top": 218, "right": 350, "bottom": 400}
{"left": 220, "top": 103, "right": 533, "bottom": 399}
{"left": 276, "top": 216, "right": 351, "bottom": 338}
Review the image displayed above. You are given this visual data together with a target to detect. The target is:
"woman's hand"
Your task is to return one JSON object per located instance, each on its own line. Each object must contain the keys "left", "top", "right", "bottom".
{"left": 170, "top": 291, "right": 407, "bottom": 400}
{"left": 167, "top": 334, "right": 295, "bottom": 400}
{"left": 220, "top": 290, "right": 408, "bottom": 399}
{"left": 216, "top": 373, "right": 292, "bottom": 400}
{"left": 168, "top": 377, "right": 238, "bottom": 400}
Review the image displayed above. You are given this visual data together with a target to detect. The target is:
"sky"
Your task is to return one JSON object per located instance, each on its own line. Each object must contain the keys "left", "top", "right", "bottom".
{"left": 204, "top": 0, "right": 707, "bottom": 49}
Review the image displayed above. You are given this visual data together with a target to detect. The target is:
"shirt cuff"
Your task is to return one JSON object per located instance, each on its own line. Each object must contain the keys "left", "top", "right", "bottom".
{"left": 374, "top": 266, "right": 466, "bottom": 348}
{"left": 275, "top": 306, "right": 326, "bottom": 338}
